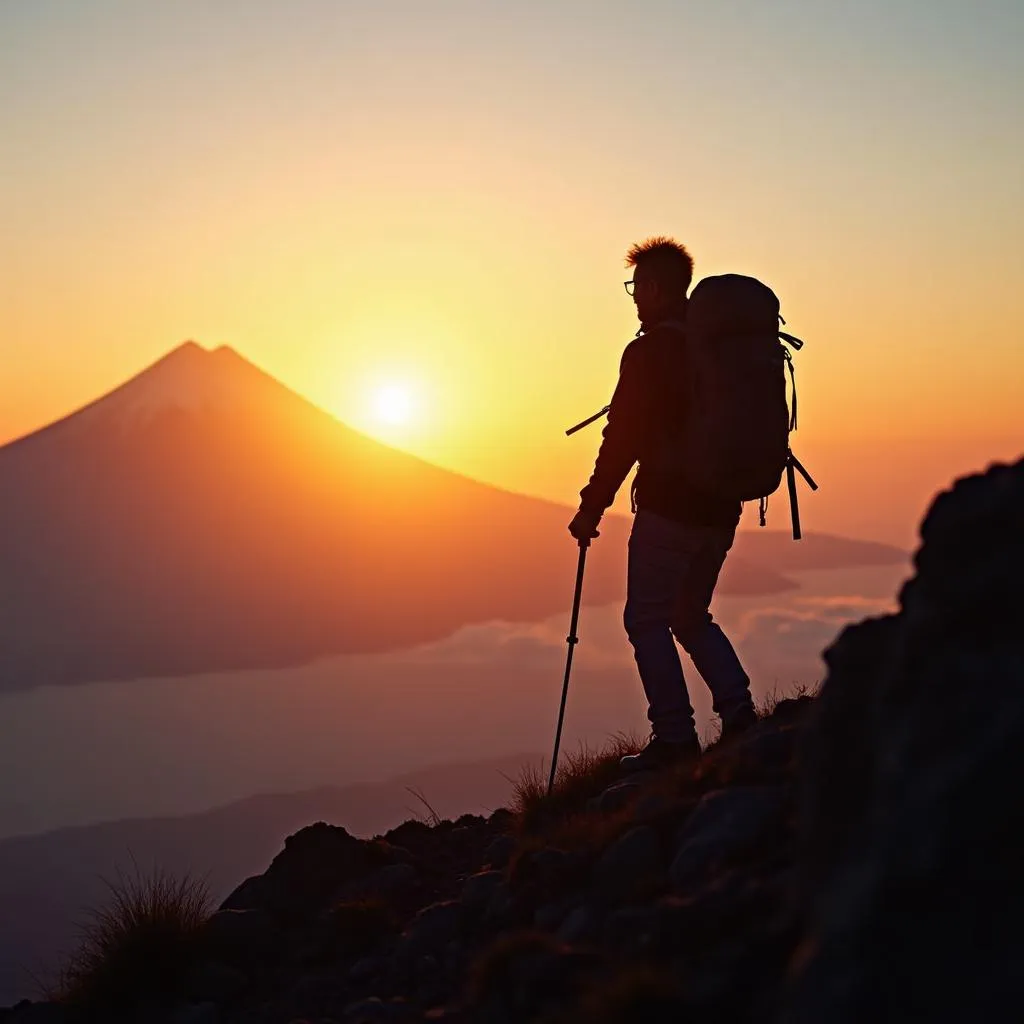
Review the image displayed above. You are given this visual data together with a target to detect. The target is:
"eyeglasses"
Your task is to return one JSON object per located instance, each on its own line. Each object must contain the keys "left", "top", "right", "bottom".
{"left": 624, "top": 279, "right": 657, "bottom": 296}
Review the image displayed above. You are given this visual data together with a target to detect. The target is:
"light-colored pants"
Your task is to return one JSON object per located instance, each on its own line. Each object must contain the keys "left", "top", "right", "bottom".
{"left": 624, "top": 509, "right": 752, "bottom": 742}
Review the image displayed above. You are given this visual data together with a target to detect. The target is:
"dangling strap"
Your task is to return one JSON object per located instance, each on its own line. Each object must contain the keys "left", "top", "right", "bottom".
{"left": 786, "top": 457, "right": 802, "bottom": 541}
{"left": 784, "top": 347, "right": 798, "bottom": 432}
{"left": 785, "top": 449, "right": 819, "bottom": 541}
{"left": 630, "top": 475, "right": 638, "bottom": 514}
{"left": 789, "top": 450, "right": 818, "bottom": 490}
{"left": 758, "top": 495, "right": 768, "bottom": 528}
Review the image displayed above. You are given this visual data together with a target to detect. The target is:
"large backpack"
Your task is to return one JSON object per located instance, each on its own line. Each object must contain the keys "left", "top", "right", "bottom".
{"left": 659, "top": 274, "right": 817, "bottom": 539}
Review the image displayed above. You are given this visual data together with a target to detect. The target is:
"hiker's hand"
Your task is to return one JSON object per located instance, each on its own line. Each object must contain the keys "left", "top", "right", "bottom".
{"left": 568, "top": 509, "right": 602, "bottom": 542}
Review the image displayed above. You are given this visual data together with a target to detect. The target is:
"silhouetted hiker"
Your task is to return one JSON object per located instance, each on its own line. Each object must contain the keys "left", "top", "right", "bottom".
{"left": 568, "top": 237, "right": 757, "bottom": 772}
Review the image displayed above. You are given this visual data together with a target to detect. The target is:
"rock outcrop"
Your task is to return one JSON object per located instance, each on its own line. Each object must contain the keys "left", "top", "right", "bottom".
{"left": 789, "top": 455, "right": 1024, "bottom": 1021}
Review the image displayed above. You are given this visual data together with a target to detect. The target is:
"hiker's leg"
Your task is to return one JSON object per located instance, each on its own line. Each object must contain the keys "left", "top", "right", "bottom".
{"left": 671, "top": 526, "right": 753, "bottom": 721}
{"left": 624, "top": 511, "right": 697, "bottom": 743}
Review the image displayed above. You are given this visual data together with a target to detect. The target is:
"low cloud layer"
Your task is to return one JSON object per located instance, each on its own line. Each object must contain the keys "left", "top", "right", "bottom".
{"left": 0, "top": 565, "right": 908, "bottom": 838}
{"left": 729, "top": 594, "right": 897, "bottom": 692}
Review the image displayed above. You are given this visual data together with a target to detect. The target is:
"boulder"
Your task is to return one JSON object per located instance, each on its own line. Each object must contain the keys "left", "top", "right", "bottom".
{"left": 220, "top": 822, "right": 385, "bottom": 923}
{"left": 336, "top": 862, "right": 419, "bottom": 904}
{"left": 400, "top": 900, "right": 463, "bottom": 956}
{"left": 670, "top": 786, "right": 786, "bottom": 891}
{"left": 203, "top": 908, "right": 279, "bottom": 966}
{"left": 601, "top": 905, "right": 662, "bottom": 955}
{"left": 465, "top": 932, "right": 597, "bottom": 1024}
{"left": 532, "top": 901, "right": 568, "bottom": 931}
{"left": 556, "top": 904, "right": 601, "bottom": 944}
{"left": 482, "top": 834, "right": 517, "bottom": 869}
{"left": 592, "top": 782, "right": 640, "bottom": 815}
{"left": 348, "top": 954, "right": 386, "bottom": 984}
{"left": 460, "top": 870, "right": 505, "bottom": 918}
{"left": 593, "top": 826, "right": 664, "bottom": 902}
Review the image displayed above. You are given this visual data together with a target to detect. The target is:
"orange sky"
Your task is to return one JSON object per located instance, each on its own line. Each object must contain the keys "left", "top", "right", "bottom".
{"left": 3, "top": 1, "right": 1022, "bottom": 545}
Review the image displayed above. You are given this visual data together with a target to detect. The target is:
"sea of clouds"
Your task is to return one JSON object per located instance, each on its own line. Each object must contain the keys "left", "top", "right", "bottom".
{"left": 0, "top": 563, "right": 906, "bottom": 839}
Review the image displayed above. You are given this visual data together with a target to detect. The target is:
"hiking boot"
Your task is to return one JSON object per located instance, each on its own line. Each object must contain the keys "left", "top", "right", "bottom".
{"left": 620, "top": 733, "right": 701, "bottom": 774}
{"left": 720, "top": 704, "right": 758, "bottom": 744}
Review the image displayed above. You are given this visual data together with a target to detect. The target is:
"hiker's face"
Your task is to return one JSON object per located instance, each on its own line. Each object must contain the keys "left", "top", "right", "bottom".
{"left": 630, "top": 267, "right": 669, "bottom": 323}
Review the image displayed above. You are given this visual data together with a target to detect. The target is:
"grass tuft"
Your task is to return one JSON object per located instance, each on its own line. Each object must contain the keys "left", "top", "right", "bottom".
{"left": 57, "top": 863, "right": 211, "bottom": 1012}
{"left": 756, "top": 680, "right": 816, "bottom": 716}
{"left": 509, "top": 733, "right": 643, "bottom": 834}
{"left": 405, "top": 786, "right": 443, "bottom": 827}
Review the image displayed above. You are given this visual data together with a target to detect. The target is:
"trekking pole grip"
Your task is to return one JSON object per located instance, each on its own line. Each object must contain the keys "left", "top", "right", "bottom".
{"left": 565, "top": 537, "right": 588, "bottom": 642}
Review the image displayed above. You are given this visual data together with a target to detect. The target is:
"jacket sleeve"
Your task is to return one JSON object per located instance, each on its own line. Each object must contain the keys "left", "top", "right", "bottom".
{"left": 578, "top": 341, "right": 646, "bottom": 515}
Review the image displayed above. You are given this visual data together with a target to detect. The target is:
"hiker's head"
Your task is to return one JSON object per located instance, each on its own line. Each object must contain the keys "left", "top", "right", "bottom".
{"left": 624, "top": 237, "right": 693, "bottom": 323}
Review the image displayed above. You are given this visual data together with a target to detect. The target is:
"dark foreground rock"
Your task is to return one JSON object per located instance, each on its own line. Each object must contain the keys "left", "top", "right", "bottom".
{"left": 788, "top": 455, "right": 1024, "bottom": 1022}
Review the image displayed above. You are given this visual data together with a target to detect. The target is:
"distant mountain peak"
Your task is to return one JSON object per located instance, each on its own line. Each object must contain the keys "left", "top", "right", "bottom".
{"left": 145, "top": 338, "right": 209, "bottom": 370}
{"left": 75, "top": 340, "right": 278, "bottom": 428}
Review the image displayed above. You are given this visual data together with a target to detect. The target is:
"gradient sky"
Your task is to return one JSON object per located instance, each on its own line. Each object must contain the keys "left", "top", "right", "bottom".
{"left": 3, "top": 0, "right": 1022, "bottom": 542}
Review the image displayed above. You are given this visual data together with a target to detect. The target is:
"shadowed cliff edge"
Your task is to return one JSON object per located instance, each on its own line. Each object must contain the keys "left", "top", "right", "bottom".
{"left": 3, "top": 455, "right": 1020, "bottom": 1024}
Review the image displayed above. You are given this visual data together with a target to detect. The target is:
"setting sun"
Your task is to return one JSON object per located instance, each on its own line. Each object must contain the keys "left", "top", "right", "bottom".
{"left": 373, "top": 382, "right": 415, "bottom": 426}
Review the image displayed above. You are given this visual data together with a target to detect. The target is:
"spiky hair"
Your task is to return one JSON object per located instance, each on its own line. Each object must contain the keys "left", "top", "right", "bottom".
{"left": 625, "top": 236, "right": 694, "bottom": 294}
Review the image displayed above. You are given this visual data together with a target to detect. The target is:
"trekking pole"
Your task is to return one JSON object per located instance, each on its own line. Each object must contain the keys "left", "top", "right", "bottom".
{"left": 547, "top": 537, "right": 590, "bottom": 795}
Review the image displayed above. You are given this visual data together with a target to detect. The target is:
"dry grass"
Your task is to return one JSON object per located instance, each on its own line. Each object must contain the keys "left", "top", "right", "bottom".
{"left": 57, "top": 863, "right": 211, "bottom": 1012}
{"left": 509, "top": 733, "right": 643, "bottom": 834}
{"left": 405, "top": 786, "right": 443, "bottom": 827}
{"left": 756, "top": 681, "right": 815, "bottom": 716}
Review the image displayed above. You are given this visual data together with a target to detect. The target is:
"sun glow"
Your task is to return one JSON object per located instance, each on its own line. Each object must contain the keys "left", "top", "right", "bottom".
{"left": 373, "top": 382, "right": 415, "bottom": 426}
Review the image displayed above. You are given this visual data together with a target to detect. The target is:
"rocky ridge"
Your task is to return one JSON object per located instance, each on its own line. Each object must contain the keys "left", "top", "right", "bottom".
{"left": 3, "top": 455, "right": 1020, "bottom": 1024}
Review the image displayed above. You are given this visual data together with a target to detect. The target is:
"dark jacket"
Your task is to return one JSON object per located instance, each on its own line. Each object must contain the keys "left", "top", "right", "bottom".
{"left": 578, "top": 304, "right": 742, "bottom": 529}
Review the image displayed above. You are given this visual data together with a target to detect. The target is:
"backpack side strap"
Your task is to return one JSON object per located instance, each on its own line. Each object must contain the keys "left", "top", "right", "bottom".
{"left": 785, "top": 450, "right": 819, "bottom": 541}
